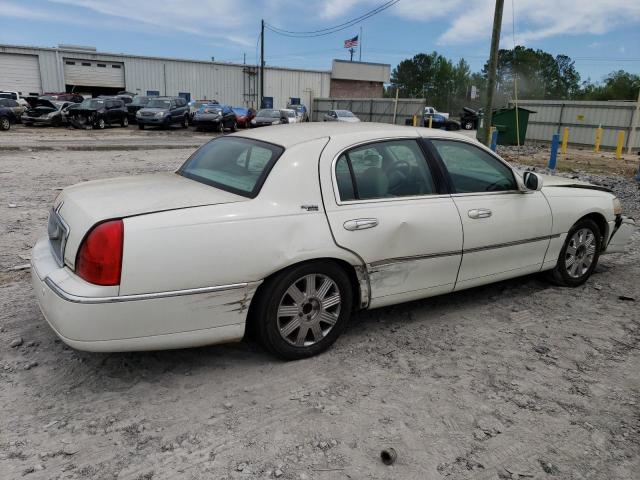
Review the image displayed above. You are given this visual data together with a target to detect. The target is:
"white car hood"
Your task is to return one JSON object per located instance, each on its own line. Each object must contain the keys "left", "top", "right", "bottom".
{"left": 338, "top": 117, "right": 361, "bottom": 123}
{"left": 56, "top": 172, "right": 246, "bottom": 268}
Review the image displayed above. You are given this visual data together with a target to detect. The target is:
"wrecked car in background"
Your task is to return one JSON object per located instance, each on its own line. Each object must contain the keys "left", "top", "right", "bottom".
{"left": 136, "top": 96, "right": 189, "bottom": 129}
{"left": 68, "top": 98, "right": 129, "bottom": 129}
{"left": 31, "top": 124, "right": 634, "bottom": 361}
{"left": 22, "top": 99, "right": 71, "bottom": 127}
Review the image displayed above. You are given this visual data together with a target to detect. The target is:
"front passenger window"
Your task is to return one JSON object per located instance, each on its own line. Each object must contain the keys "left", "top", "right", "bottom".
{"left": 431, "top": 140, "right": 517, "bottom": 193}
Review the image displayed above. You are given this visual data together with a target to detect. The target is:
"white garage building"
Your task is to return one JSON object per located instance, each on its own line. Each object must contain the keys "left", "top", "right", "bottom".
{"left": 0, "top": 43, "right": 332, "bottom": 108}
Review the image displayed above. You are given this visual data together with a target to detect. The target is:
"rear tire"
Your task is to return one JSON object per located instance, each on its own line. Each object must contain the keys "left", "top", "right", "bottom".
{"left": 96, "top": 118, "right": 105, "bottom": 130}
{"left": 0, "top": 117, "right": 10, "bottom": 131}
{"left": 549, "top": 218, "right": 601, "bottom": 287}
{"left": 181, "top": 115, "right": 188, "bottom": 128}
{"left": 463, "top": 121, "right": 474, "bottom": 130}
{"left": 230, "top": 120, "right": 237, "bottom": 132}
{"left": 253, "top": 261, "right": 353, "bottom": 360}
{"left": 218, "top": 121, "right": 224, "bottom": 134}
{"left": 121, "top": 116, "right": 129, "bottom": 128}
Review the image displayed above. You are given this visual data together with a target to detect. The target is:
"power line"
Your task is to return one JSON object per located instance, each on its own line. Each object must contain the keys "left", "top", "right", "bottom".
{"left": 265, "top": 0, "right": 399, "bottom": 38}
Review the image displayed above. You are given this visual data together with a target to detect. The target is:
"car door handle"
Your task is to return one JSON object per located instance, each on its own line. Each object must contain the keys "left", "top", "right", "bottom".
{"left": 468, "top": 208, "right": 492, "bottom": 219}
{"left": 343, "top": 218, "right": 379, "bottom": 231}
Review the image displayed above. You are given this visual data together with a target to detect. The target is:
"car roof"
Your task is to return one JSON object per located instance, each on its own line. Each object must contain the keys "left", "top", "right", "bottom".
{"left": 229, "top": 122, "right": 476, "bottom": 148}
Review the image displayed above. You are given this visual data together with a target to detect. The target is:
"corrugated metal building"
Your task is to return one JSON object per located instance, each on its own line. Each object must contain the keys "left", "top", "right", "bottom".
{"left": 0, "top": 43, "right": 331, "bottom": 108}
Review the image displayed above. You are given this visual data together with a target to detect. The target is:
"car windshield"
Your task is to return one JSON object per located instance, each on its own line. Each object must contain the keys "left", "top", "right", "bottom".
{"left": 282, "top": 110, "right": 295, "bottom": 118}
{"left": 0, "top": 93, "right": 16, "bottom": 100}
{"left": 146, "top": 99, "right": 171, "bottom": 108}
{"left": 257, "top": 109, "right": 280, "bottom": 118}
{"left": 232, "top": 107, "right": 248, "bottom": 115}
{"left": 79, "top": 99, "right": 105, "bottom": 109}
{"left": 199, "top": 105, "right": 222, "bottom": 113}
{"left": 130, "top": 97, "right": 149, "bottom": 106}
{"left": 336, "top": 110, "right": 355, "bottom": 117}
{"left": 178, "top": 137, "right": 284, "bottom": 198}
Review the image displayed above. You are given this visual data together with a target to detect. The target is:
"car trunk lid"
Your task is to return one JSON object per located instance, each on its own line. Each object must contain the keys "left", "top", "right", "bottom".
{"left": 54, "top": 172, "right": 247, "bottom": 269}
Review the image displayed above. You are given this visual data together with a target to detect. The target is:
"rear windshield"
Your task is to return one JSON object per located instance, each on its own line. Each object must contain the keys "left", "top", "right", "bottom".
{"left": 178, "top": 137, "right": 284, "bottom": 198}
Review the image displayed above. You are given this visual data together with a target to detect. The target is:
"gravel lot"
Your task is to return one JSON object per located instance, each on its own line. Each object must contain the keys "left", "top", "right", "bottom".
{"left": 1, "top": 127, "right": 639, "bottom": 480}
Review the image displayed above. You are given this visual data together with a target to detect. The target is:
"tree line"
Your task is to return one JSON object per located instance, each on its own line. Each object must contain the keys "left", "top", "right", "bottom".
{"left": 387, "top": 46, "right": 640, "bottom": 113}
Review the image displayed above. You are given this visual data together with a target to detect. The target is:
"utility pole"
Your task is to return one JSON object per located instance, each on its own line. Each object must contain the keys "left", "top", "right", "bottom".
{"left": 359, "top": 26, "right": 362, "bottom": 62}
{"left": 260, "top": 19, "right": 265, "bottom": 108}
{"left": 480, "top": 0, "right": 504, "bottom": 147}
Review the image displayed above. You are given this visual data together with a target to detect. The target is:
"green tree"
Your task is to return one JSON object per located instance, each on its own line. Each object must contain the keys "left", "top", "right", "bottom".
{"left": 578, "top": 71, "right": 640, "bottom": 100}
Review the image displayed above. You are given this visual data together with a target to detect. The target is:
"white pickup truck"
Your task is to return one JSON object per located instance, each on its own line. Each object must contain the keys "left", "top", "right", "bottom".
{"left": 423, "top": 106, "right": 449, "bottom": 119}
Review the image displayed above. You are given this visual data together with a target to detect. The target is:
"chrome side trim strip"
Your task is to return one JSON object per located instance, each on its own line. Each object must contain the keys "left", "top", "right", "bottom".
{"left": 369, "top": 234, "right": 561, "bottom": 268}
{"left": 464, "top": 234, "right": 561, "bottom": 254}
{"left": 370, "top": 250, "right": 461, "bottom": 268}
{"left": 44, "top": 278, "right": 249, "bottom": 304}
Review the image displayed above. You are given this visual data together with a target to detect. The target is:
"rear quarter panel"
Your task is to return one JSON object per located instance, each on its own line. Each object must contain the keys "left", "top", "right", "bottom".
{"left": 119, "top": 137, "right": 361, "bottom": 295}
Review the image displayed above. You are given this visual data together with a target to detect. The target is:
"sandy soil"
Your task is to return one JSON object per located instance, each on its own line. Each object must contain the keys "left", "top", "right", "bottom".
{"left": 1, "top": 130, "right": 639, "bottom": 480}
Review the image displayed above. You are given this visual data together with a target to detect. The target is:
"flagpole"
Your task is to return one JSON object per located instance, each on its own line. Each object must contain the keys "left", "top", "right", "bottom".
{"left": 359, "top": 26, "right": 362, "bottom": 62}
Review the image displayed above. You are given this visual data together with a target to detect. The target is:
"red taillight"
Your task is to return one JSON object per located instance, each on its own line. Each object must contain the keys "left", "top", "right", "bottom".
{"left": 75, "top": 219, "right": 124, "bottom": 286}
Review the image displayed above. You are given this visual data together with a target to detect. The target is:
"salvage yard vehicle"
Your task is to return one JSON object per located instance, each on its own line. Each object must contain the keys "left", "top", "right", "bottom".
{"left": 250, "top": 108, "right": 284, "bottom": 127}
{"left": 41, "top": 92, "right": 84, "bottom": 103}
{"left": 0, "top": 90, "right": 32, "bottom": 108}
{"left": 280, "top": 108, "right": 299, "bottom": 124}
{"left": 0, "top": 98, "right": 26, "bottom": 120}
{"left": 189, "top": 99, "right": 218, "bottom": 121}
{"left": 0, "top": 105, "right": 18, "bottom": 130}
{"left": 421, "top": 113, "right": 461, "bottom": 131}
{"left": 232, "top": 107, "right": 255, "bottom": 128}
{"left": 323, "top": 110, "right": 361, "bottom": 123}
{"left": 22, "top": 99, "right": 70, "bottom": 127}
{"left": 31, "top": 124, "right": 634, "bottom": 360}
{"left": 460, "top": 107, "right": 482, "bottom": 130}
{"left": 192, "top": 104, "right": 237, "bottom": 132}
{"left": 68, "top": 98, "right": 128, "bottom": 129}
{"left": 136, "top": 96, "right": 189, "bottom": 129}
{"left": 126, "top": 95, "right": 151, "bottom": 122}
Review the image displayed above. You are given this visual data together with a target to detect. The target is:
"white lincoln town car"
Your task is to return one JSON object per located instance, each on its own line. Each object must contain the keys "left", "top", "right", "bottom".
{"left": 32, "top": 123, "right": 634, "bottom": 359}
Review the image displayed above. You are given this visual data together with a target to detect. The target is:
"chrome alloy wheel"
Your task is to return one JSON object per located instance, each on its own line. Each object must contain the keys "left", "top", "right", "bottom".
{"left": 277, "top": 274, "right": 341, "bottom": 347}
{"left": 565, "top": 228, "right": 596, "bottom": 278}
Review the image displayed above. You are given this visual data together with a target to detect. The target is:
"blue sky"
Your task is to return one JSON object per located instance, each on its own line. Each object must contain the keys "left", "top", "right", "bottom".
{"left": 1, "top": 0, "right": 639, "bottom": 83}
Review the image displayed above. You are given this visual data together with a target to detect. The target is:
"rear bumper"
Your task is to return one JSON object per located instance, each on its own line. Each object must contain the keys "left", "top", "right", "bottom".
{"left": 31, "top": 236, "right": 257, "bottom": 352}
{"left": 604, "top": 216, "right": 635, "bottom": 254}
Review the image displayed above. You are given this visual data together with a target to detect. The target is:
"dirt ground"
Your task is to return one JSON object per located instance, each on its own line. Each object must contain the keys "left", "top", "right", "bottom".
{"left": 1, "top": 126, "right": 639, "bottom": 480}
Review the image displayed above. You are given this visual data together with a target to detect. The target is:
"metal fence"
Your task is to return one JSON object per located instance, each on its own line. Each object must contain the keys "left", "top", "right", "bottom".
{"left": 312, "top": 97, "right": 426, "bottom": 125}
{"left": 510, "top": 99, "right": 640, "bottom": 151}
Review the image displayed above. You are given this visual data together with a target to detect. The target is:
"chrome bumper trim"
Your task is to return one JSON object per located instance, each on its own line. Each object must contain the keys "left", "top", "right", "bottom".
{"left": 43, "top": 277, "right": 250, "bottom": 304}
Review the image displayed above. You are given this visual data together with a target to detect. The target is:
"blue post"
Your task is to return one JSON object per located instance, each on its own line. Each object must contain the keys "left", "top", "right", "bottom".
{"left": 548, "top": 133, "right": 560, "bottom": 170}
{"left": 490, "top": 129, "right": 498, "bottom": 152}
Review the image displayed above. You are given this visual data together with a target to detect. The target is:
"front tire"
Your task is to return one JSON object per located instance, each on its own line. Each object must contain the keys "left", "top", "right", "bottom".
{"left": 0, "top": 117, "right": 10, "bottom": 131}
{"left": 549, "top": 218, "right": 601, "bottom": 287}
{"left": 121, "top": 116, "right": 129, "bottom": 128}
{"left": 181, "top": 115, "right": 188, "bottom": 128}
{"left": 463, "top": 121, "right": 474, "bottom": 130}
{"left": 230, "top": 120, "right": 237, "bottom": 132}
{"left": 253, "top": 262, "right": 353, "bottom": 360}
{"left": 96, "top": 118, "right": 106, "bottom": 130}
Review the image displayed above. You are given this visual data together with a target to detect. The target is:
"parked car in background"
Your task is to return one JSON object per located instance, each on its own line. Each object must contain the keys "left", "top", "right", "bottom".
{"left": 422, "top": 113, "right": 461, "bottom": 131}
{"left": 0, "top": 91, "right": 30, "bottom": 108}
{"left": 280, "top": 109, "right": 299, "bottom": 124}
{"left": 192, "top": 104, "right": 237, "bottom": 132}
{"left": 68, "top": 97, "right": 128, "bottom": 129}
{"left": 0, "top": 105, "right": 18, "bottom": 130}
{"left": 0, "top": 98, "right": 27, "bottom": 120}
{"left": 424, "top": 106, "right": 449, "bottom": 119}
{"left": 41, "top": 92, "right": 84, "bottom": 103}
{"left": 459, "top": 107, "right": 482, "bottom": 130}
{"left": 22, "top": 99, "right": 70, "bottom": 127}
{"left": 30, "top": 124, "right": 634, "bottom": 359}
{"left": 127, "top": 96, "right": 151, "bottom": 123}
{"left": 60, "top": 103, "right": 81, "bottom": 125}
{"left": 323, "top": 110, "right": 360, "bottom": 123}
{"left": 136, "top": 97, "right": 189, "bottom": 129}
{"left": 231, "top": 107, "right": 255, "bottom": 128}
{"left": 250, "top": 109, "right": 284, "bottom": 128}
{"left": 189, "top": 99, "right": 218, "bottom": 121}
{"left": 287, "top": 104, "right": 309, "bottom": 122}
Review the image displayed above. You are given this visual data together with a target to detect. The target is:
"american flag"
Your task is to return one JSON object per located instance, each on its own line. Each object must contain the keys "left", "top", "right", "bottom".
{"left": 344, "top": 35, "right": 358, "bottom": 48}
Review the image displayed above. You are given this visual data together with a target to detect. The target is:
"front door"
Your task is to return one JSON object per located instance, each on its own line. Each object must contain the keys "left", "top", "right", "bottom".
{"left": 321, "top": 138, "right": 464, "bottom": 308}
{"left": 427, "top": 139, "right": 552, "bottom": 290}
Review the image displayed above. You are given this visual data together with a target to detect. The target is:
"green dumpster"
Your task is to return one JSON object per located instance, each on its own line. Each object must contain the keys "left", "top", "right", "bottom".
{"left": 491, "top": 106, "right": 535, "bottom": 145}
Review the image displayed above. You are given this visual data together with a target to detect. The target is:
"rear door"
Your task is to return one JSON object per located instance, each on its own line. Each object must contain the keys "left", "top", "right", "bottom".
{"left": 320, "top": 136, "right": 464, "bottom": 308}
{"left": 426, "top": 138, "right": 552, "bottom": 290}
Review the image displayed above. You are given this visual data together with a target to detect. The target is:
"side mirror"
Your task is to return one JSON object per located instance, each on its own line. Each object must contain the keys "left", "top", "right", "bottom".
{"left": 522, "top": 171, "right": 543, "bottom": 191}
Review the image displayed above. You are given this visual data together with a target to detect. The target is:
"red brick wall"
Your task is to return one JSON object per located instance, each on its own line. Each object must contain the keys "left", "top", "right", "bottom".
{"left": 329, "top": 79, "right": 384, "bottom": 98}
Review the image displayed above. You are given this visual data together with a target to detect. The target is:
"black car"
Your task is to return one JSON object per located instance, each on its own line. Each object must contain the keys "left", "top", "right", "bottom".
{"left": 136, "top": 97, "right": 189, "bottom": 129}
{"left": 127, "top": 96, "right": 151, "bottom": 123}
{"left": 406, "top": 113, "right": 461, "bottom": 131}
{"left": 249, "top": 109, "right": 285, "bottom": 128}
{"left": 192, "top": 104, "right": 237, "bottom": 132}
{"left": 0, "top": 106, "right": 18, "bottom": 131}
{"left": 459, "top": 107, "right": 482, "bottom": 130}
{"left": 22, "top": 99, "right": 71, "bottom": 127}
{"left": 68, "top": 97, "right": 129, "bottom": 129}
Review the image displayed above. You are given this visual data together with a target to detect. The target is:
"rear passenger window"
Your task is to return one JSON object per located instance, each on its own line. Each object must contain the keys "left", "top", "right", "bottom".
{"left": 335, "top": 140, "right": 436, "bottom": 201}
